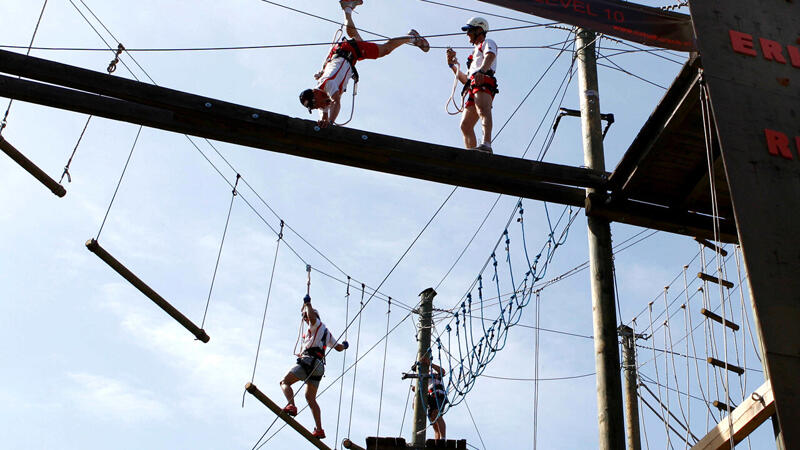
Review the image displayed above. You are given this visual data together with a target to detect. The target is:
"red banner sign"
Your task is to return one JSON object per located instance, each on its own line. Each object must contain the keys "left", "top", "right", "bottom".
{"left": 479, "top": 0, "right": 696, "bottom": 52}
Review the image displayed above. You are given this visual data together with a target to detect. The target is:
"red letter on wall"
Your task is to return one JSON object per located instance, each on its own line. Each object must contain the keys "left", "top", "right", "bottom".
{"left": 764, "top": 129, "right": 793, "bottom": 160}
{"left": 729, "top": 30, "right": 757, "bottom": 56}
{"left": 788, "top": 45, "right": 800, "bottom": 68}
{"left": 759, "top": 38, "right": 787, "bottom": 64}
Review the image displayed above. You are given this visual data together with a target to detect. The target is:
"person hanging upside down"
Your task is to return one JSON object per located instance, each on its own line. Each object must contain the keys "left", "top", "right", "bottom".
{"left": 298, "top": 1, "right": 430, "bottom": 127}
{"left": 446, "top": 17, "right": 498, "bottom": 153}
{"left": 280, "top": 295, "right": 348, "bottom": 439}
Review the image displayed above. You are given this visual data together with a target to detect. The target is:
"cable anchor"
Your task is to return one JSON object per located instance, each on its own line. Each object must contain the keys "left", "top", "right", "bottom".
{"left": 107, "top": 43, "right": 125, "bottom": 74}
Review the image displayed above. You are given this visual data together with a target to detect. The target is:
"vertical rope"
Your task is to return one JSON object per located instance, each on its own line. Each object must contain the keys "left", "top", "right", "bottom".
{"left": 96, "top": 125, "right": 143, "bottom": 240}
{"left": 1, "top": 0, "right": 49, "bottom": 136}
{"left": 246, "top": 221, "right": 284, "bottom": 388}
{"left": 376, "top": 297, "right": 392, "bottom": 435}
{"left": 346, "top": 284, "right": 366, "bottom": 439}
{"left": 201, "top": 174, "right": 240, "bottom": 329}
{"left": 334, "top": 277, "right": 351, "bottom": 450}
{"left": 59, "top": 116, "right": 92, "bottom": 184}
{"left": 648, "top": 301, "right": 671, "bottom": 447}
{"left": 533, "top": 292, "right": 541, "bottom": 450}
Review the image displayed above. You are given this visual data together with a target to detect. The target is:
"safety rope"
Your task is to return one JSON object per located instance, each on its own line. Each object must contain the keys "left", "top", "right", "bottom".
{"left": 333, "top": 277, "right": 351, "bottom": 449}
{"left": 375, "top": 297, "right": 391, "bottom": 436}
{"left": 346, "top": 284, "right": 365, "bottom": 439}
{"left": 0, "top": 0, "right": 49, "bottom": 137}
{"left": 59, "top": 116, "right": 92, "bottom": 184}
{"left": 201, "top": 174, "right": 240, "bottom": 329}
{"left": 95, "top": 126, "right": 143, "bottom": 240}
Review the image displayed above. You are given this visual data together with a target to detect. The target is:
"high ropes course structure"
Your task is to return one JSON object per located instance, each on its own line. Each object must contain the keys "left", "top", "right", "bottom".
{"left": 2, "top": 0, "right": 799, "bottom": 449}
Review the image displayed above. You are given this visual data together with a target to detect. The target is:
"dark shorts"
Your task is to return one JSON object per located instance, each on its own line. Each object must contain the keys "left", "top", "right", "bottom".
{"left": 427, "top": 392, "right": 447, "bottom": 415}
{"left": 289, "top": 356, "right": 325, "bottom": 387}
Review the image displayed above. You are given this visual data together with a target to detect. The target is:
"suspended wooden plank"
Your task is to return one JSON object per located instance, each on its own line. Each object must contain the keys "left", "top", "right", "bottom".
{"left": 342, "top": 439, "right": 365, "bottom": 450}
{"left": 712, "top": 400, "right": 735, "bottom": 412}
{"left": 0, "top": 134, "right": 65, "bottom": 197}
{"left": 695, "top": 238, "right": 728, "bottom": 257}
{"left": 697, "top": 272, "right": 734, "bottom": 289}
{"left": 85, "top": 239, "right": 210, "bottom": 343}
{"left": 700, "top": 308, "right": 740, "bottom": 331}
{"left": 706, "top": 357, "right": 744, "bottom": 376}
{"left": 691, "top": 380, "right": 775, "bottom": 450}
{"left": 244, "top": 382, "right": 332, "bottom": 450}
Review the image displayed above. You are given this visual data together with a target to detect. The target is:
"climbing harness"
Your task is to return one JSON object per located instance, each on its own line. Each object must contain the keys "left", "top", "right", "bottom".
{"left": 318, "top": 27, "right": 360, "bottom": 126}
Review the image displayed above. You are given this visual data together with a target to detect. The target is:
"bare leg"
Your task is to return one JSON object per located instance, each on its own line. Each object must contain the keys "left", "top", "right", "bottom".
{"left": 343, "top": 11, "right": 362, "bottom": 41}
{"left": 460, "top": 105, "right": 480, "bottom": 148}
{"left": 474, "top": 91, "right": 493, "bottom": 146}
{"left": 280, "top": 373, "right": 300, "bottom": 405}
{"left": 305, "top": 383, "right": 322, "bottom": 430}
{"left": 375, "top": 37, "right": 414, "bottom": 57}
{"left": 436, "top": 417, "right": 446, "bottom": 439}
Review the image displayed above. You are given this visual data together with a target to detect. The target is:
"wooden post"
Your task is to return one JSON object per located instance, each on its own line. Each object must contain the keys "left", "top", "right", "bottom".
{"left": 618, "top": 326, "right": 641, "bottom": 450}
{"left": 576, "top": 28, "right": 626, "bottom": 450}
{"left": 411, "top": 288, "right": 436, "bottom": 449}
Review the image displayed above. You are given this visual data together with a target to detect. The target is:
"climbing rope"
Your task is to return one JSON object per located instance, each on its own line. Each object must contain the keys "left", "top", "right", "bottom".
{"left": 376, "top": 297, "right": 391, "bottom": 436}
{"left": 333, "top": 276, "right": 351, "bottom": 449}
{"left": 201, "top": 174, "right": 241, "bottom": 330}
{"left": 95, "top": 126, "right": 143, "bottom": 239}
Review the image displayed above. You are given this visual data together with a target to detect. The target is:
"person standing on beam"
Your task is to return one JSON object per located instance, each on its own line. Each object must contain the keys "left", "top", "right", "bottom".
{"left": 446, "top": 17, "right": 498, "bottom": 153}
{"left": 279, "top": 295, "right": 348, "bottom": 439}
{"left": 299, "top": 1, "right": 430, "bottom": 127}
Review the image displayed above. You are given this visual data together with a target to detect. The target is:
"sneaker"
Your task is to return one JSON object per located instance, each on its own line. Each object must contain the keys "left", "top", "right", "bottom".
{"left": 408, "top": 29, "right": 430, "bottom": 53}
{"left": 477, "top": 143, "right": 493, "bottom": 154}
{"left": 282, "top": 404, "right": 298, "bottom": 416}
{"left": 340, "top": 0, "right": 362, "bottom": 11}
{"left": 312, "top": 428, "right": 326, "bottom": 439}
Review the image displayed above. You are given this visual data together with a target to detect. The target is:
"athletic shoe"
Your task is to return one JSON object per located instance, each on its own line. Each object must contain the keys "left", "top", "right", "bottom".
{"left": 312, "top": 428, "right": 326, "bottom": 439}
{"left": 340, "top": 0, "right": 362, "bottom": 11}
{"left": 282, "top": 404, "right": 298, "bottom": 416}
{"left": 477, "top": 143, "right": 493, "bottom": 154}
{"left": 408, "top": 29, "right": 430, "bottom": 52}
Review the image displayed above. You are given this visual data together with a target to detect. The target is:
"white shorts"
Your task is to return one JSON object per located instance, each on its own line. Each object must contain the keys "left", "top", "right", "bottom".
{"left": 316, "top": 57, "right": 353, "bottom": 98}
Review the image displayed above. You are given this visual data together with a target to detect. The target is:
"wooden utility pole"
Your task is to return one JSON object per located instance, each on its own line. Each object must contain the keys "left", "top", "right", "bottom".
{"left": 411, "top": 288, "right": 436, "bottom": 449}
{"left": 619, "top": 326, "right": 641, "bottom": 450}
{"left": 576, "top": 28, "right": 626, "bottom": 450}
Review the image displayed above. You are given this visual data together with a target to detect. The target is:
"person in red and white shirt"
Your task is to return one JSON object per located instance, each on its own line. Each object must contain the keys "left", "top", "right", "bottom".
{"left": 446, "top": 17, "right": 498, "bottom": 153}
{"left": 279, "top": 295, "right": 348, "bottom": 439}
{"left": 299, "top": 1, "right": 430, "bottom": 127}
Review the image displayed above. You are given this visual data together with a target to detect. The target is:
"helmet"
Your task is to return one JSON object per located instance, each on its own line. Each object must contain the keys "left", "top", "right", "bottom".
{"left": 299, "top": 88, "right": 315, "bottom": 113}
{"left": 461, "top": 17, "right": 489, "bottom": 33}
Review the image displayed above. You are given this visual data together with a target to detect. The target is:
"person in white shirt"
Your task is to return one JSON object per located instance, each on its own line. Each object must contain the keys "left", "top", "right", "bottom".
{"left": 279, "top": 295, "right": 348, "bottom": 439}
{"left": 299, "top": 1, "right": 430, "bottom": 127}
{"left": 446, "top": 17, "right": 498, "bottom": 153}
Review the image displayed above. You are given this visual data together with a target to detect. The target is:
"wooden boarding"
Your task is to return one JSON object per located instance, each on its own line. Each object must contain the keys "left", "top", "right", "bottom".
{"left": 706, "top": 357, "right": 744, "bottom": 376}
{"left": 695, "top": 238, "right": 728, "bottom": 257}
{"left": 700, "top": 308, "right": 740, "bottom": 331}
{"left": 85, "top": 239, "right": 210, "bottom": 343}
{"left": 691, "top": 380, "right": 775, "bottom": 450}
{"left": 0, "top": 134, "right": 65, "bottom": 197}
{"left": 342, "top": 438, "right": 366, "bottom": 450}
{"left": 244, "top": 382, "right": 332, "bottom": 450}
{"left": 697, "top": 272, "right": 734, "bottom": 289}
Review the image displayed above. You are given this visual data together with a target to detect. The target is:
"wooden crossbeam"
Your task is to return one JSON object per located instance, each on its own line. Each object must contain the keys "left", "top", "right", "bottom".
{"left": 695, "top": 238, "right": 728, "bottom": 256}
{"left": 244, "top": 382, "right": 332, "bottom": 450}
{"left": 0, "top": 134, "right": 66, "bottom": 197}
{"left": 706, "top": 357, "right": 744, "bottom": 375}
{"left": 0, "top": 49, "right": 602, "bottom": 207}
{"left": 700, "top": 308, "right": 740, "bottom": 331}
{"left": 85, "top": 239, "right": 210, "bottom": 343}
{"left": 697, "top": 272, "right": 734, "bottom": 289}
{"left": 342, "top": 439, "right": 366, "bottom": 450}
{"left": 691, "top": 380, "right": 775, "bottom": 450}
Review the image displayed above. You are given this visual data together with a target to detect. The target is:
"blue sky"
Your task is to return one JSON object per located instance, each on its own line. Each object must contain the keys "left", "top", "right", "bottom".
{"left": 0, "top": 1, "right": 775, "bottom": 449}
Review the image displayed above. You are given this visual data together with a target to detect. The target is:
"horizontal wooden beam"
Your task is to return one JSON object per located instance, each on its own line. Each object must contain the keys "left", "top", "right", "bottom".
{"left": 707, "top": 357, "right": 744, "bottom": 375}
{"left": 691, "top": 380, "right": 775, "bottom": 450}
{"left": 700, "top": 308, "right": 740, "bottom": 331}
{"left": 0, "top": 50, "right": 604, "bottom": 206}
{"left": 0, "top": 134, "right": 66, "bottom": 197}
{"left": 245, "top": 382, "right": 332, "bottom": 450}
{"left": 698, "top": 272, "right": 735, "bottom": 289}
{"left": 585, "top": 194, "right": 738, "bottom": 243}
{"left": 342, "top": 439, "right": 365, "bottom": 450}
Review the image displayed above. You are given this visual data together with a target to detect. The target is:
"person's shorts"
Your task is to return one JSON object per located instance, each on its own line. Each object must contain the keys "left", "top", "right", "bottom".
{"left": 464, "top": 75, "right": 498, "bottom": 108}
{"left": 289, "top": 356, "right": 325, "bottom": 388}
{"left": 426, "top": 392, "right": 448, "bottom": 415}
{"left": 354, "top": 41, "right": 380, "bottom": 60}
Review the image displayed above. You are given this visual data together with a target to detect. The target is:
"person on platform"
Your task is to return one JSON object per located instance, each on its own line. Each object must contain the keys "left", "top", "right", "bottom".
{"left": 446, "top": 17, "right": 498, "bottom": 153}
{"left": 411, "top": 355, "right": 448, "bottom": 440}
{"left": 280, "top": 295, "right": 348, "bottom": 439}
{"left": 299, "top": 1, "right": 430, "bottom": 127}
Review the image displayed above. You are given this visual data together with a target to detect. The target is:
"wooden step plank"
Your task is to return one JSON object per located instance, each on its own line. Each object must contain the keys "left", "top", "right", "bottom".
{"left": 691, "top": 380, "right": 775, "bottom": 450}
{"left": 700, "top": 308, "right": 740, "bottom": 331}
{"left": 698, "top": 272, "right": 735, "bottom": 289}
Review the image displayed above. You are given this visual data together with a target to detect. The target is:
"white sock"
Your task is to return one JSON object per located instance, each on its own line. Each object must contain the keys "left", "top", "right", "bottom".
{"left": 344, "top": 7, "right": 353, "bottom": 15}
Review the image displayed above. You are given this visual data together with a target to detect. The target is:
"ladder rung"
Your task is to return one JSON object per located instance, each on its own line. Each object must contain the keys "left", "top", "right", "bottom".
{"left": 707, "top": 357, "right": 744, "bottom": 375}
{"left": 695, "top": 238, "right": 728, "bottom": 256}
{"left": 85, "top": 238, "right": 210, "bottom": 343}
{"left": 697, "top": 272, "right": 734, "bottom": 289}
{"left": 0, "top": 135, "right": 66, "bottom": 197}
{"left": 700, "top": 308, "right": 740, "bottom": 331}
{"left": 712, "top": 400, "right": 736, "bottom": 411}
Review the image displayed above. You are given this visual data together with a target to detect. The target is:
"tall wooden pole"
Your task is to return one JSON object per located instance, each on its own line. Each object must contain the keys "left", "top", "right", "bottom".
{"left": 411, "top": 288, "right": 436, "bottom": 449}
{"left": 619, "top": 326, "right": 641, "bottom": 450}
{"left": 576, "top": 28, "right": 626, "bottom": 450}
